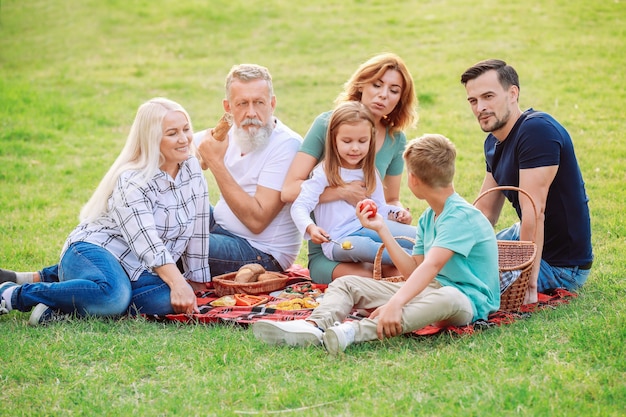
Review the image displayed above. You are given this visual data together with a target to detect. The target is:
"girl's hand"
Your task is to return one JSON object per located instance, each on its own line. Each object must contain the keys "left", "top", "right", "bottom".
{"left": 307, "top": 225, "right": 330, "bottom": 244}
{"left": 369, "top": 302, "right": 404, "bottom": 340}
{"left": 390, "top": 208, "right": 412, "bottom": 224}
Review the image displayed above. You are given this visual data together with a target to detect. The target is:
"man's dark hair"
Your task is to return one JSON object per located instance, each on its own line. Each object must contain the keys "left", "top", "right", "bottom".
{"left": 460, "top": 59, "right": 520, "bottom": 90}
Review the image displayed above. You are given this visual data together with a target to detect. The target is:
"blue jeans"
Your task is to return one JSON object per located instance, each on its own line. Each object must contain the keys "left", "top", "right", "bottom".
{"left": 12, "top": 242, "right": 132, "bottom": 317}
{"left": 209, "top": 208, "right": 282, "bottom": 276}
{"left": 332, "top": 220, "right": 416, "bottom": 264}
{"left": 496, "top": 223, "right": 591, "bottom": 292}
{"left": 22, "top": 242, "right": 180, "bottom": 316}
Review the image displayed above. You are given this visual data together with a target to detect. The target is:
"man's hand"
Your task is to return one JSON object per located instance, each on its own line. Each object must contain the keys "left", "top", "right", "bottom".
{"left": 197, "top": 129, "right": 229, "bottom": 170}
{"left": 169, "top": 279, "right": 199, "bottom": 314}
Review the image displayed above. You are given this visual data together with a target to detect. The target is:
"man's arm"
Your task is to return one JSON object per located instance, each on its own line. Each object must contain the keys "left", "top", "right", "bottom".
{"left": 519, "top": 165, "right": 558, "bottom": 302}
{"left": 197, "top": 131, "right": 285, "bottom": 234}
{"left": 474, "top": 173, "right": 505, "bottom": 226}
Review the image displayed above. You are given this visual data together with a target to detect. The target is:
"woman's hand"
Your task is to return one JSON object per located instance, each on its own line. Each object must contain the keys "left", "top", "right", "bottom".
{"left": 168, "top": 280, "right": 199, "bottom": 314}
{"left": 336, "top": 181, "right": 368, "bottom": 206}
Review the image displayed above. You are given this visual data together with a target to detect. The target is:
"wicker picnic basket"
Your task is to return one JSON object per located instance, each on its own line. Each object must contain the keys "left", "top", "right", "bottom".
{"left": 474, "top": 186, "right": 538, "bottom": 312}
{"left": 212, "top": 270, "right": 290, "bottom": 297}
{"left": 372, "top": 236, "right": 416, "bottom": 282}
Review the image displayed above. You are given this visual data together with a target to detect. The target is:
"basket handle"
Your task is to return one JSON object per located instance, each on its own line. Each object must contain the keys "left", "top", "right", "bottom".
{"left": 472, "top": 186, "right": 538, "bottom": 243}
{"left": 372, "top": 236, "right": 416, "bottom": 280}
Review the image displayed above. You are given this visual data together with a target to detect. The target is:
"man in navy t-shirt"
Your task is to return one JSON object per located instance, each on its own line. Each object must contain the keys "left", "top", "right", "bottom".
{"left": 461, "top": 59, "right": 593, "bottom": 304}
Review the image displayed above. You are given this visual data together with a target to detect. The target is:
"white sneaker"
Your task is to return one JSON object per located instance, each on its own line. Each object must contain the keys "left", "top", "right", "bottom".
{"left": 29, "top": 303, "right": 68, "bottom": 326}
{"left": 322, "top": 321, "right": 356, "bottom": 355}
{"left": 252, "top": 319, "right": 323, "bottom": 347}
{"left": 0, "top": 282, "right": 18, "bottom": 315}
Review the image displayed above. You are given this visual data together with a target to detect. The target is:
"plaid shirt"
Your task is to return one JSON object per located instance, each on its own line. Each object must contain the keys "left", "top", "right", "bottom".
{"left": 63, "top": 156, "right": 211, "bottom": 282}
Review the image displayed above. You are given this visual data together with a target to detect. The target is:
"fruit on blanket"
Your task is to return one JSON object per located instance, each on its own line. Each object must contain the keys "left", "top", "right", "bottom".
{"left": 234, "top": 263, "right": 266, "bottom": 283}
{"left": 358, "top": 198, "right": 378, "bottom": 218}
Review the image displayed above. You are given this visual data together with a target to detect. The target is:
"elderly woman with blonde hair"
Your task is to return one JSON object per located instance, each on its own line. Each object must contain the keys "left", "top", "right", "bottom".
{"left": 1, "top": 98, "right": 211, "bottom": 325}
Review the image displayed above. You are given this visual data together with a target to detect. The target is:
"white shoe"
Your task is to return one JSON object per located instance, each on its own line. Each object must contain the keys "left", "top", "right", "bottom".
{"left": 252, "top": 319, "right": 323, "bottom": 347}
{"left": 29, "top": 303, "right": 67, "bottom": 326}
{"left": 323, "top": 321, "right": 356, "bottom": 355}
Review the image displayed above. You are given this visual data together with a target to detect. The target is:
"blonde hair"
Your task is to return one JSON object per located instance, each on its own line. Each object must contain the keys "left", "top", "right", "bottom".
{"left": 335, "top": 52, "right": 418, "bottom": 135}
{"left": 324, "top": 101, "right": 377, "bottom": 196}
{"left": 79, "top": 98, "right": 192, "bottom": 222}
{"left": 403, "top": 134, "right": 456, "bottom": 188}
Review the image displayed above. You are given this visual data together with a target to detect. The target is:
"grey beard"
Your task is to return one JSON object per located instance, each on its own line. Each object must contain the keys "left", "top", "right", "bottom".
{"left": 233, "top": 121, "right": 273, "bottom": 154}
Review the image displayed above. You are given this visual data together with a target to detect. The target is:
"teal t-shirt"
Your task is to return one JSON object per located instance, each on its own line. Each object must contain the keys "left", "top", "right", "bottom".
{"left": 413, "top": 193, "right": 500, "bottom": 320}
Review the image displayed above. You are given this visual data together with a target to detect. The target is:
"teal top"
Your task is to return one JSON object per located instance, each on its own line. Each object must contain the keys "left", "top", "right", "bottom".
{"left": 413, "top": 193, "right": 500, "bottom": 320}
{"left": 300, "top": 111, "right": 407, "bottom": 177}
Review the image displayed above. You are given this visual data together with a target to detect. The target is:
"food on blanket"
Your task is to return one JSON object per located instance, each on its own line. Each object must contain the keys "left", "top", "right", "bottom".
{"left": 210, "top": 295, "right": 236, "bottom": 307}
{"left": 234, "top": 263, "right": 266, "bottom": 283}
{"left": 266, "top": 297, "right": 319, "bottom": 310}
{"left": 358, "top": 198, "right": 378, "bottom": 219}
{"left": 275, "top": 282, "right": 323, "bottom": 299}
{"left": 234, "top": 294, "right": 268, "bottom": 307}
{"left": 212, "top": 113, "right": 232, "bottom": 142}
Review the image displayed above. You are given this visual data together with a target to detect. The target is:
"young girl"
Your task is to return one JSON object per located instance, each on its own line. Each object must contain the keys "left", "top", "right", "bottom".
{"left": 291, "top": 101, "right": 415, "bottom": 265}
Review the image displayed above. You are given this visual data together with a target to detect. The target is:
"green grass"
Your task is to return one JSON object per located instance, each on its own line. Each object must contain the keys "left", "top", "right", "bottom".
{"left": 1, "top": 0, "right": 625, "bottom": 415}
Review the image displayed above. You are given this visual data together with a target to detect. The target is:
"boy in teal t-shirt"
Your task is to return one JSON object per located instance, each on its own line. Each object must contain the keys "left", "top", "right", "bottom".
{"left": 252, "top": 134, "right": 500, "bottom": 354}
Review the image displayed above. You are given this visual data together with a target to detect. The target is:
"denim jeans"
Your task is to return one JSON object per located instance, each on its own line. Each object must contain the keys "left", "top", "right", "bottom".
{"left": 20, "top": 242, "right": 182, "bottom": 316}
{"left": 208, "top": 209, "right": 282, "bottom": 276}
{"left": 12, "top": 242, "right": 132, "bottom": 317}
{"left": 496, "top": 222, "right": 590, "bottom": 292}
{"left": 331, "top": 220, "right": 416, "bottom": 264}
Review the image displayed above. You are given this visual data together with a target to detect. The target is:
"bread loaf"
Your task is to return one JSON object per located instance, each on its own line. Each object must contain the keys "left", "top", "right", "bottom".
{"left": 212, "top": 113, "right": 232, "bottom": 142}
{"left": 233, "top": 263, "right": 266, "bottom": 283}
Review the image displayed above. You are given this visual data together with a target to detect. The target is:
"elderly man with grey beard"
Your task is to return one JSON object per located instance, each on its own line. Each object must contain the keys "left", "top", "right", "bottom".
{"left": 195, "top": 64, "right": 303, "bottom": 278}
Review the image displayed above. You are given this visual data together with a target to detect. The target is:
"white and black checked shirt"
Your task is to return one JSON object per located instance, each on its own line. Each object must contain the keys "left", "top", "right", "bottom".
{"left": 63, "top": 156, "right": 211, "bottom": 282}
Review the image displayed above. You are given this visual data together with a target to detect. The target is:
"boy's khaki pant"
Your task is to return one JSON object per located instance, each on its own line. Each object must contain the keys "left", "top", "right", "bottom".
{"left": 308, "top": 275, "right": 474, "bottom": 343}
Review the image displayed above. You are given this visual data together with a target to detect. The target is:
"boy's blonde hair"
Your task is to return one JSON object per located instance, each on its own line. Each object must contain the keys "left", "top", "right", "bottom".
{"left": 403, "top": 134, "right": 456, "bottom": 188}
{"left": 324, "top": 101, "right": 377, "bottom": 196}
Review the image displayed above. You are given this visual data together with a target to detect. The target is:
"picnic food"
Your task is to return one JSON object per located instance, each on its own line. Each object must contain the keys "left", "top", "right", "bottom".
{"left": 234, "top": 263, "right": 266, "bottom": 283}
{"left": 234, "top": 294, "right": 268, "bottom": 307}
{"left": 212, "top": 113, "right": 232, "bottom": 142}
{"left": 210, "top": 295, "right": 236, "bottom": 307}
{"left": 275, "top": 282, "right": 323, "bottom": 300}
{"left": 257, "top": 272, "right": 281, "bottom": 282}
{"left": 358, "top": 198, "right": 378, "bottom": 218}
{"left": 267, "top": 297, "right": 319, "bottom": 310}
{"left": 341, "top": 240, "right": 353, "bottom": 250}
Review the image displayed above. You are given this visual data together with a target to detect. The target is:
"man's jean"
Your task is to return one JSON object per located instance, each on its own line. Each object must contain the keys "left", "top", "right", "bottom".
{"left": 19, "top": 242, "right": 178, "bottom": 316}
{"left": 208, "top": 208, "right": 282, "bottom": 276}
{"left": 496, "top": 222, "right": 590, "bottom": 293}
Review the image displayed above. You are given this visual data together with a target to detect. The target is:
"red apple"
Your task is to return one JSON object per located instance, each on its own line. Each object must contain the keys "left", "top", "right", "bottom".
{"left": 358, "top": 199, "right": 378, "bottom": 218}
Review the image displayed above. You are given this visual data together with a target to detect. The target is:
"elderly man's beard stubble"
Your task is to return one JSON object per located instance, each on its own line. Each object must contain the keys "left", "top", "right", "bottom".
{"left": 233, "top": 118, "right": 274, "bottom": 154}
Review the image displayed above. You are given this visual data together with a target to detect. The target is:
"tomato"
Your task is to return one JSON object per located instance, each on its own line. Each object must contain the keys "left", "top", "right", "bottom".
{"left": 234, "top": 294, "right": 268, "bottom": 307}
{"left": 358, "top": 198, "right": 378, "bottom": 218}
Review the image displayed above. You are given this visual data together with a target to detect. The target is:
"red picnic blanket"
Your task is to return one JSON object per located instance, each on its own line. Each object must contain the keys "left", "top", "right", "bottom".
{"left": 146, "top": 265, "right": 577, "bottom": 337}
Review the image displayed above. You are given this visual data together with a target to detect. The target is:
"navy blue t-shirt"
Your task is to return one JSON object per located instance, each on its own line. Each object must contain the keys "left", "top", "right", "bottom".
{"left": 484, "top": 109, "right": 593, "bottom": 267}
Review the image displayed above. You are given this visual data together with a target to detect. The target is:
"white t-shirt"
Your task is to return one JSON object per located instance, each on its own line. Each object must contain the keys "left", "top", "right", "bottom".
{"left": 195, "top": 118, "right": 302, "bottom": 269}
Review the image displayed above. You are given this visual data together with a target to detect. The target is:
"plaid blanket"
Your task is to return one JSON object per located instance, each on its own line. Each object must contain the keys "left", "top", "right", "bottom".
{"left": 146, "top": 265, "right": 577, "bottom": 337}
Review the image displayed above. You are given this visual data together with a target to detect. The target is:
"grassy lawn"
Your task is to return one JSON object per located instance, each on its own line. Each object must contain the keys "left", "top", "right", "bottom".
{"left": 1, "top": 0, "right": 625, "bottom": 415}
